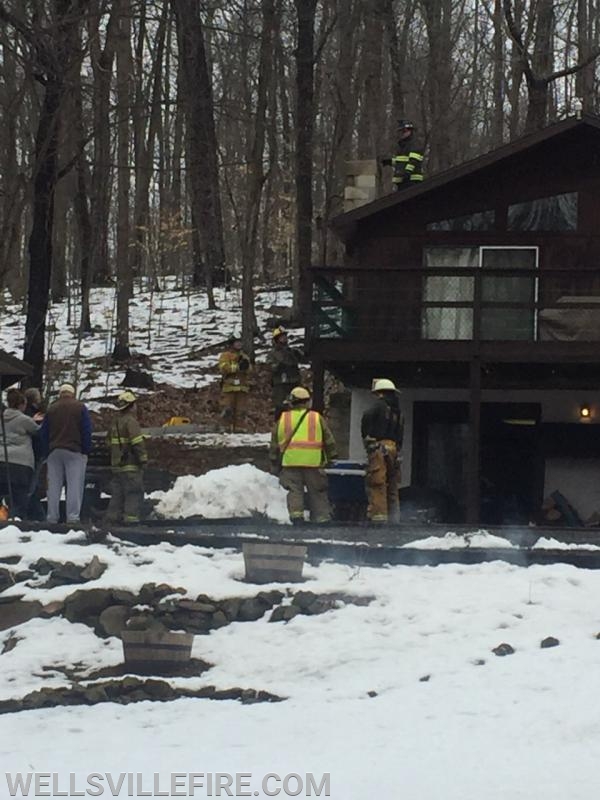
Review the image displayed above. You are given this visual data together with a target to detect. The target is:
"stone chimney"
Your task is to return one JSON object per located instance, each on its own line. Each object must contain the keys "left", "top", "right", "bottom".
{"left": 343, "top": 160, "right": 385, "bottom": 212}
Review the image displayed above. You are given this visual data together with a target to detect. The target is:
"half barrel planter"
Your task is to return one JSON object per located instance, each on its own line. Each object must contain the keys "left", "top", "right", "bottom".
{"left": 121, "top": 629, "right": 194, "bottom": 672}
{"left": 242, "top": 542, "right": 307, "bottom": 584}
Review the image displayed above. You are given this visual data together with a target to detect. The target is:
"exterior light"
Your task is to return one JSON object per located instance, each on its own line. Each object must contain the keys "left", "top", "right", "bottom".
{"left": 580, "top": 404, "right": 591, "bottom": 420}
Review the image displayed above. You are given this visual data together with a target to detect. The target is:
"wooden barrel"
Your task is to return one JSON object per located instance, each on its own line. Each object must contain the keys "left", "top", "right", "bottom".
{"left": 243, "top": 542, "right": 307, "bottom": 584}
{"left": 121, "top": 630, "right": 194, "bottom": 670}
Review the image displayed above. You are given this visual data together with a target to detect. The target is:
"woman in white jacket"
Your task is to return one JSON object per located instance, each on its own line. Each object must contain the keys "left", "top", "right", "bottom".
{"left": 0, "top": 388, "right": 41, "bottom": 519}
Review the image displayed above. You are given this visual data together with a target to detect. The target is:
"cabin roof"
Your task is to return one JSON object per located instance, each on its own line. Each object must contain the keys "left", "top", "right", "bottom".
{"left": 331, "top": 114, "right": 600, "bottom": 239}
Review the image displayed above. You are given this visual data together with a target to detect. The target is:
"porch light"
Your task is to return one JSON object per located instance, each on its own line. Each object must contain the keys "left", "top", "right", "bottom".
{"left": 580, "top": 404, "right": 591, "bottom": 420}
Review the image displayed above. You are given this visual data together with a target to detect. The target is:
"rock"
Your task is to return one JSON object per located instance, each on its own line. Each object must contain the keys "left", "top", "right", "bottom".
{"left": 238, "top": 597, "right": 270, "bottom": 622}
{"left": 138, "top": 583, "right": 184, "bottom": 605}
{"left": 269, "top": 605, "right": 300, "bottom": 623}
{"left": 98, "top": 605, "right": 131, "bottom": 638}
{"left": 419, "top": 675, "right": 431, "bottom": 682}
{"left": 211, "top": 610, "right": 228, "bottom": 628}
{"left": 0, "top": 568, "right": 14, "bottom": 592}
{"left": 540, "top": 636, "right": 560, "bottom": 648}
{"left": 292, "top": 591, "right": 317, "bottom": 611}
{"left": 80, "top": 556, "right": 107, "bottom": 582}
{"left": 219, "top": 598, "right": 241, "bottom": 621}
{"left": 0, "top": 600, "right": 44, "bottom": 631}
{"left": 125, "top": 614, "right": 166, "bottom": 633}
{"left": 472, "top": 658, "right": 486, "bottom": 666}
{"left": 367, "top": 690, "right": 378, "bottom": 698}
{"left": 1, "top": 634, "right": 20, "bottom": 654}
{"left": 111, "top": 589, "right": 137, "bottom": 606}
{"left": 63, "top": 589, "right": 114, "bottom": 625}
{"left": 178, "top": 600, "right": 216, "bottom": 614}
{"left": 41, "top": 601, "right": 64, "bottom": 617}
{"left": 492, "top": 643, "right": 515, "bottom": 656}
{"left": 121, "top": 368, "right": 154, "bottom": 389}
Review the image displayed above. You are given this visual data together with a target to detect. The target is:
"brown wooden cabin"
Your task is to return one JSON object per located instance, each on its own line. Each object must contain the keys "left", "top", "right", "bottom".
{"left": 307, "top": 114, "right": 600, "bottom": 526}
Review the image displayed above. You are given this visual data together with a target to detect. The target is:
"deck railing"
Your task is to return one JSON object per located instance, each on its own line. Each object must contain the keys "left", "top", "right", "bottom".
{"left": 309, "top": 266, "right": 600, "bottom": 344}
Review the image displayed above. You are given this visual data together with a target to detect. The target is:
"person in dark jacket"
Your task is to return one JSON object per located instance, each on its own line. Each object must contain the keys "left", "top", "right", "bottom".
{"left": 0, "top": 389, "right": 41, "bottom": 519}
{"left": 361, "top": 379, "right": 404, "bottom": 523}
{"left": 40, "top": 383, "right": 92, "bottom": 525}
{"left": 104, "top": 391, "right": 147, "bottom": 525}
{"left": 267, "top": 327, "right": 302, "bottom": 419}
{"left": 382, "top": 120, "right": 424, "bottom": 190}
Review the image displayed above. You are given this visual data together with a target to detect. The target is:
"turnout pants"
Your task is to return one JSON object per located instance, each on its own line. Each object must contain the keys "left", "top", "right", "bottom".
{"left": 365, "top": 439, "right": 400, "bottom": 523}
{"left": 46, "top": 449, "right": 87, "bottom": 524}
{"left": 221, "top": 390, "right": 249, "bottom": 433}
{"left": 105, "top": 470, "right": 144, "bottom": 523}
{"left": 280, "top": 467, "right": 331, "bottom": 523}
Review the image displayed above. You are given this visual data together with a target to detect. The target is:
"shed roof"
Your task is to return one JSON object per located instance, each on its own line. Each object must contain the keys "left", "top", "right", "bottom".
{"left": 331, "top": 114, "right": 600, "bottom": 238}
{"left": 0, "top": 350, "right": 33, "bottom": 390}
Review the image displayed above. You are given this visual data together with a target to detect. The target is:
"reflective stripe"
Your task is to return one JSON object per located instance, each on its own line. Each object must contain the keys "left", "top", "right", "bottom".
{"left": 410, "top": 174, "right": 424, "bottom": 181}
{"left": 409, "top": 151, "right": 424, "bottom": 161}
{"left": 278, "top": 410, "right": 324, "bottom": 467}
{"left": 392, "top": 155, "right": 409, "bottom": 163}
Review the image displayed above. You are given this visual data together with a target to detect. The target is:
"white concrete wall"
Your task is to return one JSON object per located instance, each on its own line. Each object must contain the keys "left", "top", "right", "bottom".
{"left": 349, "top": 387, "right": 600, "bottom": 495}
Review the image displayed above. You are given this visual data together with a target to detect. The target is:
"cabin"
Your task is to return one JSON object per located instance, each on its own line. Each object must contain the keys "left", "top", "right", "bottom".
{"left": 308, "top": 114, "right": 600, "bottom": 526}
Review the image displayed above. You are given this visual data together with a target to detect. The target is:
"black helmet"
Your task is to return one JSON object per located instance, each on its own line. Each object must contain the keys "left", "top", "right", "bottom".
{"left": 398, "top": 119, "right": 414, "bottom": 131}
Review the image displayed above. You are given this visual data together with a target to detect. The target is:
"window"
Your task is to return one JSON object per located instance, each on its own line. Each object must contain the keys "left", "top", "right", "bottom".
{"left": 422, "top": 246, "right": 539, "bottom": 341}
{"left": 426, "top": 209, "right": 495, "bottom": 232}
{"left": 508, "top": 192, "right": 577, "bottom": 231}
{"left": 422, "top": 247, "right": 477, "bottom": 339}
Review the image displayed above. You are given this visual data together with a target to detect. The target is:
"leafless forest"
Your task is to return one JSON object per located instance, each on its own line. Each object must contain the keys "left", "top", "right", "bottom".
{"left": 1, "top": 0, "right": 599, "bottom": 381}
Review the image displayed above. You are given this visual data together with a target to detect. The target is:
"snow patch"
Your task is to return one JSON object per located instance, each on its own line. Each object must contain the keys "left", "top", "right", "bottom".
{"left": 150, "top": 464, "right": 290, "bottom": 523}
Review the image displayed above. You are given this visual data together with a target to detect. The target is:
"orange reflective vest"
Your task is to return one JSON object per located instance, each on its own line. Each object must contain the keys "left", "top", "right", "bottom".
{"left": 277, "top": 409, "right": 324, "bottom": 468}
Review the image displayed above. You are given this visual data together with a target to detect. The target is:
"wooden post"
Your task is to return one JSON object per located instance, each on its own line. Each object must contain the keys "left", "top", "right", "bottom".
{"left": 312, "top": 357, "right": 325, "bottom": 412}
{"left": 466, "top": 357, "right": 481, "bottom": 524}
{"left": 466, "top": 266, "right": 482, "bottom": 524}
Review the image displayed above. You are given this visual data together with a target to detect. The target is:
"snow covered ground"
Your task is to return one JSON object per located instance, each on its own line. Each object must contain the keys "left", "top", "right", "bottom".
{"left": 1, "top": 523, "right": 600, "bottom": 798}
{"left": 0, "top": 283, "right": 302, "bottom": 403}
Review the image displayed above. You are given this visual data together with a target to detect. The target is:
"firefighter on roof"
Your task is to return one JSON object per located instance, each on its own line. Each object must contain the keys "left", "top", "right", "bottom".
{"left": 382, "top": 120, "right": 424, "bottom": 190}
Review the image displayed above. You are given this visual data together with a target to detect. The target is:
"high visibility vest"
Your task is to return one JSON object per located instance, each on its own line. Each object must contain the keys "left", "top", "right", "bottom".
{"left": 277, "top": 409, "right": 324, "bottom": 468}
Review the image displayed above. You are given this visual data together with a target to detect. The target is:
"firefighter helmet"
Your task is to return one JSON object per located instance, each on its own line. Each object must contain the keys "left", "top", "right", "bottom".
{"left": 117, "top": 390, "right": 137, "bottom": 409}
{"left": 397, "top": 119, "right": 414, "bottom": 131}
{"left": 272, "top": 326, "right": 287, "bottom": 340}
{"left": 372, "top": 378, "right": 397, "bottom": 393}
{"left": 289, "top": 386, "right": 311, "bottom": 402}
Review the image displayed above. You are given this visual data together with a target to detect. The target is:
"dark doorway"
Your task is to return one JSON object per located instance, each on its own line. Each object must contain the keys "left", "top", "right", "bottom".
{"left": 413, "top": 401, "right": 541, "bottom": 524}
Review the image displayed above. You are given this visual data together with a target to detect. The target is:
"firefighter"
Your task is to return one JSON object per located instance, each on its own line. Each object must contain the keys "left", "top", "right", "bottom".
{"left": 269, "top": 386, "right": 337, "bottom": 525}
{"left": 361, "top": 379, "right": 404, "bottom": 523}
{"left": 104, "top": 390, "right": 147, "bottom": 525}
{"left": 218, "top": 333, "right": 251, "bottom": 433}
{"left": 267, "top": 327, "right": 302, "bottom": 419}
{"left": 382, "top": 120, "right": 424, "bottom": 190}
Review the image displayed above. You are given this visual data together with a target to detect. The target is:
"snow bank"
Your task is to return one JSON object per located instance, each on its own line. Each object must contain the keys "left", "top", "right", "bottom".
{"left": 404, "top": 530, "right": 515, "bottom": 549}
{"left": 150, "top": 463, "right": 290, "bottom": 523}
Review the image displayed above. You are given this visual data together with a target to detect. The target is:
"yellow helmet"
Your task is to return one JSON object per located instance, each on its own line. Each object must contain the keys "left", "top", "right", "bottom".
{"left": 290, "top": 386, "right": 311, "bottom": 402}
{"left": 272, "top": 326, "right": 287, "bottom": 340}
{"left": 372, "top": 378, "right": 397, "bottom": 393}
{"left": 117, "top": 390, "right": 137, "bottom": 409}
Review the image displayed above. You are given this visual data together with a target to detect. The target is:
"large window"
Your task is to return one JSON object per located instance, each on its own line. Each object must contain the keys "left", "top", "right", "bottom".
{"left": 422, "top": 246, "right": 538, "bottom": 341}
{"left": 508, "top": 192, "right": 577, "bottom": 231}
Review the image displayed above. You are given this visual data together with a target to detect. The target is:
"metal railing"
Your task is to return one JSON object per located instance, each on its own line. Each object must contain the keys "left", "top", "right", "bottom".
{"left": 309, "top": 266, "right": 600, "bottom": 345}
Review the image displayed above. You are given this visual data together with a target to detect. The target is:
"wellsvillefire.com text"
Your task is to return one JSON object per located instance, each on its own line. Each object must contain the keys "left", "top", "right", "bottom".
{"left": 4, "top": 772, "right": 331, "bottom": 798}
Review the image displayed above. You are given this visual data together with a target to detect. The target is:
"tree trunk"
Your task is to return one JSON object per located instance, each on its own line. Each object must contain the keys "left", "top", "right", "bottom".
{"left": 88, "top": 0, "right": 117, "bottom": 285}
{"left": 172, "top": 0, "right": 225, "bottom": 308}
{"left": 112, "top": 0, "right": 133, "bottom": 362}
{"left": 293, "top": 0, "right": 317, "bottom": 319}
{"left": 240, "top": 0, "right": 278, "bottom": 356}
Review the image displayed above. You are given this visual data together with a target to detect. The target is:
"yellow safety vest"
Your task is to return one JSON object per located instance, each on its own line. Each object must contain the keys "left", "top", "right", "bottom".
{"left": 277, "top": 409, "right": 324, "bottom": 468}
